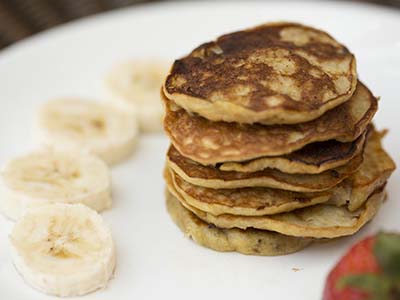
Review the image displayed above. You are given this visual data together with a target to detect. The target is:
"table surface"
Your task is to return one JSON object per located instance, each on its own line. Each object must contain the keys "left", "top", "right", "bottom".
{"left": 0, "top": 0, "right": 399, "bottom": 49}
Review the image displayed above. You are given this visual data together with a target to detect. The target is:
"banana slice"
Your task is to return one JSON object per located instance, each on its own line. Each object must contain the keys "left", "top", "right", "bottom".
{"left": 106, "top": 60, "right": 169, "bottom": 133}
{"left": 37, "top": 98, "right": 138, "bottom": 165}
{"left": 10, "top": 203, "right": 116, "bottom": 297}
{"left": 0, "top": 150, "right": 111, "bottom": 221}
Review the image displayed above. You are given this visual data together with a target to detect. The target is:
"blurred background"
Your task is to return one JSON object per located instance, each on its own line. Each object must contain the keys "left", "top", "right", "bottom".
{"left": 0, "top": 0, "right": 399, "bottom": 50}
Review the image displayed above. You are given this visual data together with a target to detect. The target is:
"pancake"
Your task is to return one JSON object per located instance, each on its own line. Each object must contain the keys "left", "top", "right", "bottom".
{"left": 347, "top": 129, "right": 395, "bottom": 211}
{"left": 220, "top": 130, "right": 367, "bottom": 174}
{"left": 166, "top": 167, "right": 349, "bottom": 216}
{"left": 167, "top": 127, "right": 392, "bottom": 214}
{"left": 166, "top": 190, "right": 312, "bottom": 256}
{"left": 172, "top": 186, "right": 385, "bottom": 239}
{"left": 163, "top": 81, "right": 377, "bottom": 165}
{"left": 164, "top": 22, "right": 357, "bottom": 125}
{"left": 166, "top": 144, "right": 362, "bottom": 192}
{"left": 166, "top": 129, "right": 391, "bottom": 217}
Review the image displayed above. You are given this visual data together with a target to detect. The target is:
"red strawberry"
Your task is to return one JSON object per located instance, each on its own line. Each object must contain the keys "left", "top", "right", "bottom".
{"left": 323, "top": 232, "right": 400, "bottom": 300}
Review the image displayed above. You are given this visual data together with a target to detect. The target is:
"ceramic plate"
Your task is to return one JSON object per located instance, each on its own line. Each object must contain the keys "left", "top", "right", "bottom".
{"left": 0, "top": 1, "right": 399, "bottom": 299}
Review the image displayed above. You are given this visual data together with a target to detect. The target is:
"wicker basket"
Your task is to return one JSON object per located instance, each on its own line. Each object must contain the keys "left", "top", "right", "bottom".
{"left": 0, "top": 0, "right": 397, "bottom": 49}
{"left": 0, "top": 0, "right": 158, "bottom": 49}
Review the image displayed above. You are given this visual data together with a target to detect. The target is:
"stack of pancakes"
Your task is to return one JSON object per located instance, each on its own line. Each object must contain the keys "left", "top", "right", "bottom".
{"left": 161, "top": 22, "right": 396, "bottom": 255}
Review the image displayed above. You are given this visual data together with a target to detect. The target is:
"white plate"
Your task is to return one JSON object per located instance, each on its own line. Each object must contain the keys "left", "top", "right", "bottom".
{"left": 0, "top": 1, "right": 399, "bottom": 299}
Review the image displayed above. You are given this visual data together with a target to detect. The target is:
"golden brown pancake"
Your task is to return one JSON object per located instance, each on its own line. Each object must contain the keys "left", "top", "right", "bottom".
{"left": 163, "top": 81, "right": 377, "bottom": 165}
{"left": 220, "top": 129, "right": 367, "bottom": 174}
{"left": 165, "top": 167, "right": 345, "bottom": 216}
{"left": 347, "top": 129, "right": 395, "bottom": 211}
{"left": 172, "top": 185, "right": 385, "bottom": 239}
{"left": 166, "top": 127, "right": 393, "bottom": 216}
{"left": 166, "top": 144, "right": 362, "bottom": 192}
{"left": 164, "top": 22, "right": 357, "bottom": 125}
{"left": 166, "top": 190, "right": 312, "bottom": 256}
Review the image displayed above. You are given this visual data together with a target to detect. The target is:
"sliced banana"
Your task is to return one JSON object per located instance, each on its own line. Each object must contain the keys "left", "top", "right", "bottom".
{"left": 37, "top": 98, "right": 138, "bottom": 165}
{"left": 106, "top": 60, "right": 169, "bottom": 133}
{"left": 0, "top": 150, "right": 111, "bottom": 221}
{"left": 10, "top": 203, "right": 116, "bottom": 297}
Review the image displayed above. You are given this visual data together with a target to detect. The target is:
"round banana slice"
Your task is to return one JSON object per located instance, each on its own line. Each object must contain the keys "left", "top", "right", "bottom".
{"left": 0, "top": 150, "right": 111, "bottom": 221}
{"left": 37, "top": 98, "right": 138, "bottom": 165}
{"left": 106, "top": 60, "right": 169, "bottom": 133}
{"left": 10, "top": 203, "right": 116, "bottom": 297}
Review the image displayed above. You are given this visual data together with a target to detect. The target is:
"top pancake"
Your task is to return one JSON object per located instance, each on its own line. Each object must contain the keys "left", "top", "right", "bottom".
{"left": 164, "top": 22, "right": 357, "bottom": 125}
{"left": 163, "top": 81, "right": 377, "bottom": 165}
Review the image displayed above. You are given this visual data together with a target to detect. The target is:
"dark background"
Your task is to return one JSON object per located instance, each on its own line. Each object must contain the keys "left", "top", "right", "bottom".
{"left": 0, "top": 0, "right": 399, "bottom": 50}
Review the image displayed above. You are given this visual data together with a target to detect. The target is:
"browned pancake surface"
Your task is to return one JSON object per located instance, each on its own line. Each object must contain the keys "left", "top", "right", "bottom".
{"left": 166, "top": 168, "right": 344, "bottom": 216}
{"left": 167, "top": 144, "right": 363, "bottom": 192}
{"left": 220, "top": 129, "right": 367, "bottom": 173}
{"left": 348, "top": 129, "right": 396, "bottom": 211}
{"left": 163, "top": 81, "right": 377, "bottom": 165}
{"left": 164, "top": 22, "right": 357, "bottom": 124}
{"left": 175, "top": 186, "right": 386, "bottom": 239}
{"left": 166, "top": 128, "right": 393, "bottom": 216}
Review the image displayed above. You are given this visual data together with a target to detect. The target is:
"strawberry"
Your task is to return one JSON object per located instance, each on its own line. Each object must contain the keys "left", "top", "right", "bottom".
{"left": 323, "top": 232, "right": 400, "bottom": 300}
